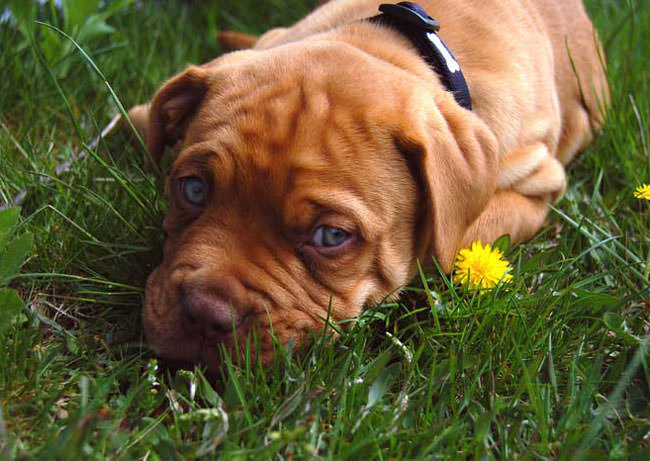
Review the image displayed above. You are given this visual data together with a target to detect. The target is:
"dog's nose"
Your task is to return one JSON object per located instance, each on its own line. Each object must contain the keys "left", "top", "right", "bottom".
{"left": 180, "top": 291, "right": 239, "bottom": 339}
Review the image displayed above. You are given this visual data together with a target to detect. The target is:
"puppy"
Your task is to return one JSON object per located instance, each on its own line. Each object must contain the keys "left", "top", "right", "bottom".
{"left": 130, "top": 0, "right": 608, "bottom": 369}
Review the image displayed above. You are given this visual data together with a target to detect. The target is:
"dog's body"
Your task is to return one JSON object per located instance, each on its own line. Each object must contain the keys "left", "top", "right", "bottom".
{"left": 133, "top": 0, "right": 608, "bottom": 368}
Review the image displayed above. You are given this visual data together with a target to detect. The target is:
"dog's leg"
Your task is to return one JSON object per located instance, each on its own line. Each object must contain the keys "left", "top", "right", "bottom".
{"left": 462, "top": 143, "right": 566, "bottom": 247}
{"left": 216, "top": 1, "right": 334, "bottom": 50}
{"left": 216, "top": 31, "right": 259, "bottom": 50}
{"left": 216, "top": 26, "right": 293, "bottom": 50}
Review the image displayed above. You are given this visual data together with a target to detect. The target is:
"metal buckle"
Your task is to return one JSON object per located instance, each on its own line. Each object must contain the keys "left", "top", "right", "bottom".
{"left": 378, "top": 2, "right": 440, "bottom": 32}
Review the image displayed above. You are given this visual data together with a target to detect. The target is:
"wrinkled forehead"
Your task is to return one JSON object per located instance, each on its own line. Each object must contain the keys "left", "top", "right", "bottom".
{"left": 175, "top": 83, "right": 383, "bottom": 206}
{"left": 182, "top": 41, "right": 414, "bottom": 153}
{"left": 178, "top": 59, "right": 395, "bottom": 174}
{"left": 171, "top": 44, "right": 418, "bottom": 225}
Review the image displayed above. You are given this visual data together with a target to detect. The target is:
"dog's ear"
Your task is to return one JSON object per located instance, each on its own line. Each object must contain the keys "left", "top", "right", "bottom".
{"left": 147, "top": 65, "right": 211, "bottom": 164}
{"left": 396, "top": 92, "right": 498, "bottom": 272}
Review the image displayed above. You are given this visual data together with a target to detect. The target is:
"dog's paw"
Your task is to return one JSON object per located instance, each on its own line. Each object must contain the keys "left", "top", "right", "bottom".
{"left": 497, "top": 143, "right": 566, "bottom": 202}
{"left": 512, "top": 155, "right": 566, "bottom": 202}
{"left": 126, "top": 103, "right": 150, "bottom": 143}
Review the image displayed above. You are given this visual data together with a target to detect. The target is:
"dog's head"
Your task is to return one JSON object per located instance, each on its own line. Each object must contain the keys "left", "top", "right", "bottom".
{"left": 142, "top": 41, "right": 497, "bottom": 368}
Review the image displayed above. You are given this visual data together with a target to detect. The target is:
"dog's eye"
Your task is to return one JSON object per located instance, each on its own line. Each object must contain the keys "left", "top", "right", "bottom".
{"left": 311, "top": 226, "right": 349, "bottom": 248}
{"left": 180, "top": 176, "right": 206, "bottom": 206}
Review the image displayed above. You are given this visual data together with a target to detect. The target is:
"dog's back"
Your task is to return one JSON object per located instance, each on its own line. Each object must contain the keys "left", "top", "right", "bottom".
{"left": 530, "top": 0, "right": 609, "bottom": 162}
{"left": 255, "top": 0, "right": 608, "bottom": 164}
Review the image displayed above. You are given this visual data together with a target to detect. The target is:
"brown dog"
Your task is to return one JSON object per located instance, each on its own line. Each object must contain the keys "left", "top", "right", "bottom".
{"left": 129, "top": 0, "right": 608, "bottom": 369}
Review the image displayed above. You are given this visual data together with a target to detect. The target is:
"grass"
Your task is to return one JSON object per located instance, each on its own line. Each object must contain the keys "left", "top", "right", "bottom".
{"left": 0, "top": 0, "right": 649, "bottom": 458}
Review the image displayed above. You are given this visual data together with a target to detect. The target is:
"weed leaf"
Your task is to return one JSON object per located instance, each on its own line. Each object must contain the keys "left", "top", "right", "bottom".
{"left": 493, "top": 234, "right": 511, "bottom": 253}
{"left": 0, "top": 207, "right": 20, "bottom": 250}
{"left": 0, "top": 232, "right": 33, "bottom": 285}
{"left": 62, "top": 0, "right": 101, "bottom": 32}
{"left": 0, "top": 288, "right": 24, "bottom": 332}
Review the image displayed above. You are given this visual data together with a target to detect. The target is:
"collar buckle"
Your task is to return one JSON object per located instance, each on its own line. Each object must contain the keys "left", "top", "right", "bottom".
{"left": 378, "top": 2, "right": 440, "bottom": 33}
{"left": 370, "top": 2, "right": 473, "bottom": 111}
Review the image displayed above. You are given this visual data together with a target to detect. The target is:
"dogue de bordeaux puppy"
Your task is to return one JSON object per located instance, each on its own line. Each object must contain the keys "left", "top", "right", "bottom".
{"left": 128, "top": 0, "right": 609, "bottom": 369}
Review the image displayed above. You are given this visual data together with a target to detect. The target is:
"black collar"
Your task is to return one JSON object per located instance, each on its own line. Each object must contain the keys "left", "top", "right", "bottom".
{"left": 368, "top": 2, "right": 472, "bottom": 110}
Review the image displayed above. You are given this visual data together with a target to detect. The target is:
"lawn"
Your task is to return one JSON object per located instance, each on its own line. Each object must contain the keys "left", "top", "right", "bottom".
{"left": 0, "top": 0, "right": 649, "bottom": 459}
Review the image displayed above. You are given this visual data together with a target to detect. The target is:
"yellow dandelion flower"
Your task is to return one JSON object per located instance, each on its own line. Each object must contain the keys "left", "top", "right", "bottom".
{"left": 634, "top": 184, "right": 650, "bottom": 200}
{"left": 453, "top": 241, "right": 513, "bottom": 290}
